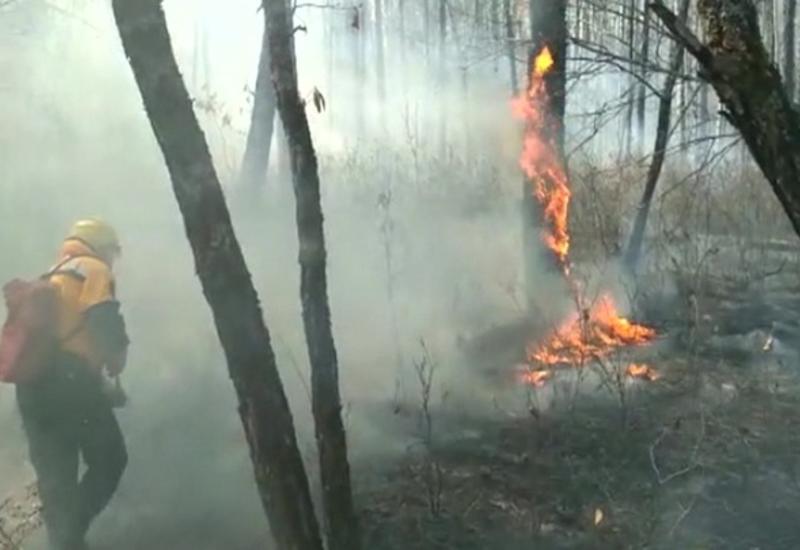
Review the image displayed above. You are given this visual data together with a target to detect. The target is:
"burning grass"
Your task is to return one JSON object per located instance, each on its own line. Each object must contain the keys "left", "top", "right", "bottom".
{"left": 513, "top": 46, "right": 656, "bottom": 382}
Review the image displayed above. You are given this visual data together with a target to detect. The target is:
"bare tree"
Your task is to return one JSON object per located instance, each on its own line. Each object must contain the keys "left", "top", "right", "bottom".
{"left": 624, "top": 0, "right": 691, "bottom": 271}
{"left": 652, "top": 0, "right": 800, "bottom": 238}
{"left": 262, "top": 1, "right": 361, "bottom": 549}
{"left": 111, "top": 2, "right": 324, "bottom": 549}
{"left": 504, "top": 0, "right": 518, "bottom": 94}
{"left": 523, "top": 0, "right": 568, "bottom": 301}
{"left": 785, "top": 0, "right": 797, "bottom": 99}
{"left": 374, "top": 0, "right": 387, "bottom": 102}
{"left": 239, "top": 22, "right": 277, "bottom": 189}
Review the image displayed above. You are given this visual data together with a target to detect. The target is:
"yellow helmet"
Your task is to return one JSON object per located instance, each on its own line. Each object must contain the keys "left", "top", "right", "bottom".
{"left": 67, "top": 218, "right": 121, "bottom": 255}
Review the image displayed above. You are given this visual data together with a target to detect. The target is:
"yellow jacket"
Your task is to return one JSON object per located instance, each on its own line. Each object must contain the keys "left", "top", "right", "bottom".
{"left": 49, "top": 240, "right": 124, "bottom": 369}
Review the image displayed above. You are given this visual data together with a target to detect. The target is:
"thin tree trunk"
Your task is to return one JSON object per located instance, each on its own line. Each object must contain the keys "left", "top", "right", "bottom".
{"left": 624, "top": 0, "right": 691, "bottom": 271}
{"left": 523, "top": 0, "right": 568, "bottom": 295}
{"left": 652, "top": 0, "right": 800, "bottom": 239}
{"left": 239, "top": 22, "right": 277, "bottom": 189}
{"left": 636, "top": 0, "right": 651, "bottom": 152}
{"left": 762, "top": 0, "right": 776, "bottom": 59}
{"left": 438, "top": 0, "right": 447, "bottom": 155}
{"left": 504, "top": 0, "right": 518, "bottom": 95}
{"left": 374, "top": 0, "right": 386, "bottom": 102}
{"left": 110, "top": 2, "right": 323, "bottom": 549}
{"left": 785, "top": 0, "right": 797, "bottom": 99}
{"left": 625, "top": 0, "right": 636, "bottom": 156}
{"left": 262, "top": 1, "right": 361, "bottom": 549}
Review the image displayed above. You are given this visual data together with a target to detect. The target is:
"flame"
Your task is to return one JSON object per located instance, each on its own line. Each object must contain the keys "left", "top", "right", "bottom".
{"left": 512, "top": 46, "right": 571, "bottom": 268}
{"left": 533, "top": 46, "right": 555, "bottom": 77}
{"left": 513, "top": 45, "right": 656, "bottom": 377}
{"left": 626, "top": 363, "right": 660, "bottom": 381}
{"left": 528, "top": 295, "right": 655, "bottom": 365}
{"left": 518, "top": 368, "right": 552, "bottom": 387}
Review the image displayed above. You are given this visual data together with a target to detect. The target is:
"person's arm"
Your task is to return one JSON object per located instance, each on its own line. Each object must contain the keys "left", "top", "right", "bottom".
{"left": 78, "top": 261, "right": 130, "bottom": 374}
{"left": 85, "top": 301, "right": 129, "bottom": 375}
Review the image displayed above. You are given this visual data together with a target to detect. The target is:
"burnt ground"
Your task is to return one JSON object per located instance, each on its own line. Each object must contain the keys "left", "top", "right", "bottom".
{"left": 359, "top": 360, "right": 800, "bottom": 549}
{"left": 5, "top": 273, "right": 800, "bottom": 550}
{"left": 357, "top": 274, "right": 800, "bottom": 549}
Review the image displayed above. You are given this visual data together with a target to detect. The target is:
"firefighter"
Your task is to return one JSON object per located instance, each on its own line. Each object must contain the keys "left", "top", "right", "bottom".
{"left": 16, "top": 219, "right": 129, "bottom": 550}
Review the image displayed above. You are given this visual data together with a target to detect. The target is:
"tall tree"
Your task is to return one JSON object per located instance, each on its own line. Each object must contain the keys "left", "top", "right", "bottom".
{"left": 523, "top": 0, "right": 568, "bottom": 299}
{"left": 239, "top": 22, "right": 277, "bottom": 189}
{"left": 652, "top": 0, "right": 800, "bottom": 238}
{"left": 504, "top": 0, "right": 519, "bottom": 94}
{"left": 374, "top": 0, "right": 387, "bottom": 102}
{"left": 785, "top": 0, "right": 797, "bottom": 99}
{"left": 111, "top": 2, "right": 323, "bottom": 549}
{"left": 624, "top": 0, "right": 691, "bottom": 271}
{"left": 262, "top": 1, "right": 361, "bottom": 550}
{"left": 636, "top": 0, "right": 651, "bottom": 152}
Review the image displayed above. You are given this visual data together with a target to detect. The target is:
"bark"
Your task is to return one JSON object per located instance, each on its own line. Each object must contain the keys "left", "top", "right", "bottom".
{"left": 374, "top": 0, "right": 386, "bottom": 102}
{"left": 523, "top": 0, "right": 568, "bottom": 295}
{"left": 651, "top": 0, "right": 800, "bottom": 239}
{"left": 438, "top": 0, "right": 447, "bottom": 154}
{"left": 624, "top": 0, "right": 691, "bottom": 271}
{"left": 262, "top": 2, "right": 361, "bottom": 550}
{"left": 504, "top": 0, "right": 518, "bottom": 95}
{"left": 625, "top": 0, "right": 637, "bottom": 156}
{"left": 785, "top": 0, "right": 797, "bottom": 99}
{"left": 636, "top": 0, "right": 651, "bottom": 151}
{"left": 110, "top": 2, "right": 323, "bottom": 550}
{"left": 239, "top": 23, "right": 277, "bottom": 189}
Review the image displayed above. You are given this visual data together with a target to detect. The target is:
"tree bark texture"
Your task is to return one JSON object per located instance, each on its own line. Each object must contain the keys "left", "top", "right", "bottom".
{"left": 651, "top": 0, "right": 800, "bottom": 239}
{"left": 239, "top": 22, "right": 277, "bottom": 189}
{"left": 110, "top": 2, "right": 324, "bottom": 550}
{"left": 784, "top": 0, "right": 797, "bottom": 99}
{"left": 374, "top": 0, "right": 387, "bottom": 102}
{"left": 636, "top": 0, "right": 651, "bottom": 152}
{"left": 261, "top": 2, "right": 361, "bottom": 550}
{"left": 504, "top": 0, "right": 519, "bottom": 95}
{"left": 624, "top": 0, "right": 691, "bottom": 271}
{"left": 523, "top": 0, "right": 568, "bottom": 297}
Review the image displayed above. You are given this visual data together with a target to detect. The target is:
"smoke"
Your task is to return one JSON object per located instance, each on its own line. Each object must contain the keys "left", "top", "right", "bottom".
{"left": 0, "top": 1, "right": 548, "bottom": 547}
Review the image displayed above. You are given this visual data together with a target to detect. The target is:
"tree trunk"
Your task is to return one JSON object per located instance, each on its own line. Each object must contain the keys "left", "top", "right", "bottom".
{"left": 374, "top": 0, "right": 387, "bottom": 102}
{"left": 438, "top": 0, "right": 447, "bottom": 155}
{"left": 110, "top": 2, "right": 323, "bottom": 550}
{"left": 504, "top": 0, "right": 518, "bottom": 94}
{"left": 625, "top": 0, "right": 637, "bottom": 156}
{"left": 636, "top": 0, "right": 651, "bottom": 153}
{"left": 523, "top": 0, "right": 567, "bottom": 295}
{"left": 624, "top": 0, "right": 691, "bottom": 271}
{"left": 652, "top": 0, "right": 800, "bottom": 239}
{"left": 239, "top": 22, "right": 277, "bottom": 189}
{"left": 262, "top": 2, "right": 361, "bottom": 550}
{"left": 785, "top": 0, "right": 797, "bottom": 99}
{"left": 762, "top": 0, "right": 776, "bottom": 59}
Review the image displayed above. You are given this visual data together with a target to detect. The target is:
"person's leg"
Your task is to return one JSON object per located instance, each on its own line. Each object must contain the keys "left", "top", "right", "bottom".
{"left": 74, "top": 386, "right": 128, "bottom": 540}
{"left": 17, "top": 384, "right": 81, "bottom": 550}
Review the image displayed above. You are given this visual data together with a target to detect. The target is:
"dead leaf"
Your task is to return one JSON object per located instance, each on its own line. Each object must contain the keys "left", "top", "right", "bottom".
{"left": 312, "top": 87, "right": 327, "bottom": 113}
{"left": 594, "top": 507, "right": 604, "bottom": 526}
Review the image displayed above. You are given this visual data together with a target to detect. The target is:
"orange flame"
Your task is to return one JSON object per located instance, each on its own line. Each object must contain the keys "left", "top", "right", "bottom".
{"left": 626, "top": 363, "right": 660, "bottom": 381}
{"left": 528, "top": 295, "right": 655, "bottom": 366}
{"left": 513, "top": 46, "right": 656, "bottom": 378}
{"left": 518, "top": 368, "right": 552, "bottom": 387}
{"left": 512, "top": 46, "right": 571, "bottom": 268}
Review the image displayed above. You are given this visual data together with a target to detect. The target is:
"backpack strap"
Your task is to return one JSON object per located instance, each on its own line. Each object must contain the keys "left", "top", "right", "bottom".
{"left": 41, "top": 254, "right": 99, "bottom": 282}
{"left": 41, "top": 254, "right": 100, "bottom": 344}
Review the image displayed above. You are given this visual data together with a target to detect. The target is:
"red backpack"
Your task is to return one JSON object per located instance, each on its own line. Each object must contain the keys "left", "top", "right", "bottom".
{"left": 0, "top": 278, "right": 60, "bottom": 384}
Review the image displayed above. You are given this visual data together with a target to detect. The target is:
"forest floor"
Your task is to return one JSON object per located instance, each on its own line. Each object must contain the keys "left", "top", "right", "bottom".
{"left": 359, "top": 271, "right": 800, "bottom": 550}
{"left": 5, "top": 267, "right": 800, "bottom": 550}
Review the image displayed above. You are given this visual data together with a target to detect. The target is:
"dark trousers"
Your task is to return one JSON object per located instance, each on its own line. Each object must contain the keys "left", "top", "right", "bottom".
{"left": 16, "top": 355, "right": 127, "bottom": 550}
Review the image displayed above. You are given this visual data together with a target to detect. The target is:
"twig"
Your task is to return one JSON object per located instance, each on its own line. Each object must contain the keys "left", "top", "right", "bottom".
{"left": 667, "top": 495, "right": 698, "bottom": 538}
{"left": 649, "top": 408, "right": 706, "bottom": 485}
